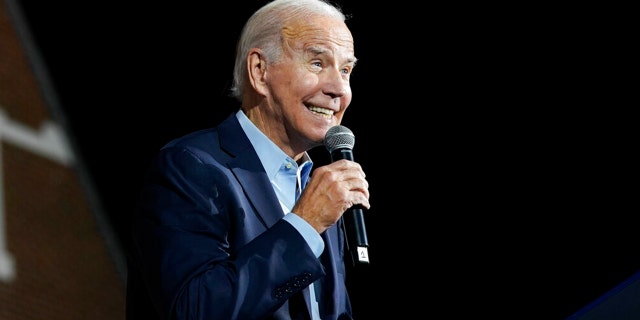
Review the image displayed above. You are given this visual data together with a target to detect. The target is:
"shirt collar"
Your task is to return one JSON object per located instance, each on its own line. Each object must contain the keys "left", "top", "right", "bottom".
{"left": 235, "top": 110, "right": 313, "bottom": 181}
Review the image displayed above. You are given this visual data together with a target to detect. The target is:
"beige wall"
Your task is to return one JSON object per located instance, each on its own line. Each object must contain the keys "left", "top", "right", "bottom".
{"left": 0, "top": 1, "right": 126, "bottom": 319}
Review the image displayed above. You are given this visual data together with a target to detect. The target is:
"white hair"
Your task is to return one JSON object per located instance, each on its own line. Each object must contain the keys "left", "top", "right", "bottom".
{"left": 229, "top": 0, "right": 347, "bottom": 101}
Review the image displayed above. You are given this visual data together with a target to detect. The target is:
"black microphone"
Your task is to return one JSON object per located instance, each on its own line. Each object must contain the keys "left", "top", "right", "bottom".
{"left": 324, "top": 125, "right": 369, "bottom": 265}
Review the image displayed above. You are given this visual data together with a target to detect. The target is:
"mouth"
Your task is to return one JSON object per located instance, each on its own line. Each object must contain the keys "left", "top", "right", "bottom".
{"left": 307, "top": 105, "right": 334, "bottom": 119}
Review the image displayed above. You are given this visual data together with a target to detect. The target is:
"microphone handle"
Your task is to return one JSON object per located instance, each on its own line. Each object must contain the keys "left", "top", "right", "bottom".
{"left": 330, "top": 148, "right": 370, "bottom": 264}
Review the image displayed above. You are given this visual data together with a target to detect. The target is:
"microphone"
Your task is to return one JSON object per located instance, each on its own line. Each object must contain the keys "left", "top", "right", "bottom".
{"left": 324, "top": 125, "right": 370, "bottom": 265}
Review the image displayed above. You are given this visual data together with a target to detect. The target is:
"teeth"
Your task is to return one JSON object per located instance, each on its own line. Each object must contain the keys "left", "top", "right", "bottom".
{"left": 308, "top": 106, "right": 334, "bottom": 118}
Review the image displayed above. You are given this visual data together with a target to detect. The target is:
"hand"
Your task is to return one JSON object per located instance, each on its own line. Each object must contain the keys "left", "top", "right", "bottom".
{"left": 292, "top": 159, "right": 370, "bottom": 234}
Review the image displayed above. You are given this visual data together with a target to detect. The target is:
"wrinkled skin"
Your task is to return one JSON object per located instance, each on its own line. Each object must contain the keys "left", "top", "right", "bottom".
{"left": 242, "top": 14, "right": 370, "bottom": 234}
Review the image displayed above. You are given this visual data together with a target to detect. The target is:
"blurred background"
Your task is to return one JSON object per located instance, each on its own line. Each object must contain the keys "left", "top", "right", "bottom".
{"left": 1, "top": 0, "right": 637, "bottom": 319}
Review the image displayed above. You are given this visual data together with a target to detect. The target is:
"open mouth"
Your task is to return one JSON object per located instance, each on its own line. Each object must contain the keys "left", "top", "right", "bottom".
{"left": 307, "top": 105, "right": 334, "bottom": 119}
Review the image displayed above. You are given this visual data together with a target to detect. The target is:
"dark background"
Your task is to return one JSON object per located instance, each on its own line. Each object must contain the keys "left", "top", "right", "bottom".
{"left": 15, "top": 1, "right": 637, "bottom": 318}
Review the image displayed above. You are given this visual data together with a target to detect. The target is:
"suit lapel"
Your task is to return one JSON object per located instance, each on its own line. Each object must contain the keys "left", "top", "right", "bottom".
{"left": 218, "top": 114, "right": 284, "bottom": 229}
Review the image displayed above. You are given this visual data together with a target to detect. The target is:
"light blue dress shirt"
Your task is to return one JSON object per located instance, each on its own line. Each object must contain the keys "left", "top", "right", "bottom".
{"left": 236, "top": 110, "right": 322, "bottom": 319}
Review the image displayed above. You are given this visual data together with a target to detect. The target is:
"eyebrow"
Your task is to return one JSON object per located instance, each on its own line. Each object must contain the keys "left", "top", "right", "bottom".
{"left": 307, "top": 46, "right": 357, "bottom": 65}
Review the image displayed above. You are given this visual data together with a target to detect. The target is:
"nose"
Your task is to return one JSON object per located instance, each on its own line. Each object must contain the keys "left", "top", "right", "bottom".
{"left": 322, "top": 68, "right": 349, "bottom": 99}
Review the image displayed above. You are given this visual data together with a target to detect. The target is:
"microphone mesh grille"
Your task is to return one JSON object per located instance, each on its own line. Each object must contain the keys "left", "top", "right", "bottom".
{"left": 324, "top": 125, "right": 355, "bottom": 152}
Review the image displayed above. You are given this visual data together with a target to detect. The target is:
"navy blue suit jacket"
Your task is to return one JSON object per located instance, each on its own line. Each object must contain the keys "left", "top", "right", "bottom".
{"left": 126, "top": 112, "right": 353, "bottom": 319}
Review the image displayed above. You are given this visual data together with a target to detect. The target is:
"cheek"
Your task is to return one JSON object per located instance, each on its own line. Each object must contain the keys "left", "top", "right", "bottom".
{"left": 297, "top": 72, "right": 320, "bottom": 87}
{"left": 341, "top": 87, "right": 353, "bottom": 107}
{"left": 345, "top": 86, "right": 353, "bottom": 101}
{"left": 284, "top": 74, "right": 319, "bottom": 97}
{"left": 271, "top": 68, "right": 314, "bottom": 92}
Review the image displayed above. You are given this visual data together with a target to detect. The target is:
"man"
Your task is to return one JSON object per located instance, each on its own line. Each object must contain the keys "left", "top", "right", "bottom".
{"left": 126, "top": 0, "right": 370, "bottom": 319}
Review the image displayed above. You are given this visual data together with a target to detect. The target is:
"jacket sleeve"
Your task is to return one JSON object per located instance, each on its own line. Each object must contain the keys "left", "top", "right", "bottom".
{"left": 129, "top": 146, "right": 325, "bottom": 319}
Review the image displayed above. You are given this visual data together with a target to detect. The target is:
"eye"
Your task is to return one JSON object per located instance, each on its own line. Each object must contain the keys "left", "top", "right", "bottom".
{"left": 341, "top": 62, "right": 355, "bottom": 76}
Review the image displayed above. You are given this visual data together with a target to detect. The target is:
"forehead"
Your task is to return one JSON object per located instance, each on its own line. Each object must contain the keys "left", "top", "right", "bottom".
{"left": 282, "top": 15, "right": 355, "bottom": 55}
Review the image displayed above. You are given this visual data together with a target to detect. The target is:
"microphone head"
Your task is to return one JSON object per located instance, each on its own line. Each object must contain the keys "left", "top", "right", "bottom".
{"left": 324, "top": 125, "right": 355, "bottom": 152}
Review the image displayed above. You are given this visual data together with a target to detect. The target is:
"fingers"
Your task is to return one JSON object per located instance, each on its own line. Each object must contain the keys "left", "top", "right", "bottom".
{"left": 342, "top": 170, "right": 370, "bottom": 209}
{"left": 292, "top": 159, "right": 370, "bottom": 233}
{"left": 309, "top": 159, "right": 370, "bottom": 209}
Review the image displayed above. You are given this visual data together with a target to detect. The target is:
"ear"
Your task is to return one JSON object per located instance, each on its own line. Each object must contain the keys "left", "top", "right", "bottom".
{"left": 247, "top": 49, "right": 269, "bottom": 96}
